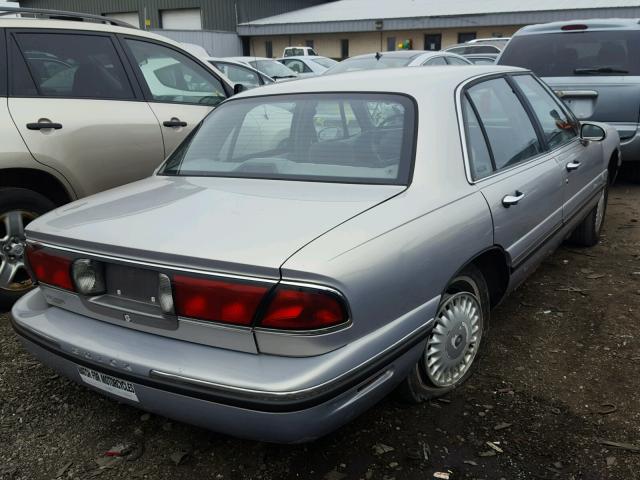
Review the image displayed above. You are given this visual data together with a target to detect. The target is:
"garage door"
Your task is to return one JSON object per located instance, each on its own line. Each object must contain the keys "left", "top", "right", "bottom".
{"left": 160, "top": 8, "right": 202, "bottom": 30}
{"left": 104, "top": 11, "right": 140, "bottom": 28}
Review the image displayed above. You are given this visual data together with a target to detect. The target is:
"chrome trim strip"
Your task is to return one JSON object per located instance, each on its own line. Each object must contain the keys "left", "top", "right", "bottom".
{"left": 27, "top": 240, "right": 278, "bottom": 285}
{"left": 150, "top": 317, "right": 435, "bottom": 402}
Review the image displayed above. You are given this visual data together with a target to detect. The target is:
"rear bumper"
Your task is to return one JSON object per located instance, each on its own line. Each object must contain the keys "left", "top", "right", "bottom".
{"left": 11, "top": 288, "right": 434, "bottom": 442}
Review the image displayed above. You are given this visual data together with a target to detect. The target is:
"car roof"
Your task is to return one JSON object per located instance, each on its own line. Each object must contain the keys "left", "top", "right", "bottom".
{"left": 227, "top": 56, "right": 273, "bottom": 62}
{"left": 515, "top": 18, "right": 640, "bottom": 35}
{"left": 234, "top": 65, "right": 525, "bottom": 99}
{"left": 346, "top": 50, "right": 435, "bottom": 61}
{"left": 276, "top": 55, "right": 326, "bottom": 61}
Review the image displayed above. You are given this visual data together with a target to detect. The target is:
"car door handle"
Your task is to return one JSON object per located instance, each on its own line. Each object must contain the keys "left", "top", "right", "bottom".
{"left": 26, "top": 122, "right": 62, "bottom": 130}
{"left": 502, "top": 191, "right": 525, "bottom": 207}
{"left": 163, "top": 118, "right": 187, "bottom": 128}
{"left": 566, "top": 161, "right": 581, "bottom": 171}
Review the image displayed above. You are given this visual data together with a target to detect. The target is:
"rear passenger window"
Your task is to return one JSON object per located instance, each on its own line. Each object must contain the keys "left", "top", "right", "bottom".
{"left": 12, "top": 33, "right": 134, "bottom": 99}
{"left": 462, "top": 97, "right": 493, "bottom": 179}
{"left": 466, "top": 78, "right": 542, "bottom": 173}
{"left": 512, "top": 75, "right": 577, "bottom": 149}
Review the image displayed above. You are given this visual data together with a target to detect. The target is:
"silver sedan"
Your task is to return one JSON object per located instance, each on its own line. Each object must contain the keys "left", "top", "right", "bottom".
{"left": 12, "top": 66, "right": 619, "bottom": 443}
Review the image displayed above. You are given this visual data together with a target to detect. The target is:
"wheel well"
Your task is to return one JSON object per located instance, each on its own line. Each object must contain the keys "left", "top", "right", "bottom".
{"left": 0, "top": 168, "right": 73, "bottom": 206}
{"left": 470, "top": 248, "right": 510, "bottom": 308}
{"left": 608, "top": 149, "right": 620, "bottom": 185}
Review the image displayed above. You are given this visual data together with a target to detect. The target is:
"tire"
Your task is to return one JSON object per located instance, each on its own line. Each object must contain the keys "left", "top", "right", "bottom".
{"left": 568, "top": 185, "right": 608, "bottom": 247}
{"left": 398, "top": 264, "right": 490, "bottom": 403}
{"left": 0, "top": 188, "right": 56, "bottom": 310}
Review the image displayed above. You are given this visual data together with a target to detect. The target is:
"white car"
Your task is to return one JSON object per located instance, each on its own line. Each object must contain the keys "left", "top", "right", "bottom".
{"left": 277, "top": 56, "right": 338, "bottom": 77}
{"left": 324, "top": 50, "right": 471, "bottom": 75}
{"left": 226, "top": 56, "right": 298, "bottom": 81}
{"left": 206, "top": 58, "right": 274, "bottom": 89}
{"left": 282, "top": 46, "right": 318, "bottom": 57}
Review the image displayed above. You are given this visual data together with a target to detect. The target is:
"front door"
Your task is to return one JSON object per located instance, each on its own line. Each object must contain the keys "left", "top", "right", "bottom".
{"left": 7, "top": 30, "right": 164, "bottom": 198}
{"left": 121, "top": 37, "right": 228, "bottom": 156}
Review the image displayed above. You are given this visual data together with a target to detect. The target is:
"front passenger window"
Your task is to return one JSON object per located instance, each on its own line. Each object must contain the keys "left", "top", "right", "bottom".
{"left": 126, "top": 39, "right": 226, "bottom": 106}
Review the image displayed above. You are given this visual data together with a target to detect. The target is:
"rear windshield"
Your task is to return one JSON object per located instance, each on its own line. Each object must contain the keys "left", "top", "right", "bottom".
{"left": 160, "top": 93, "right": 416, "bottom": 185}
{"left": 325, "top": 56, "right": 415, "bottom": 75}
{"left": 249, "top": 60, "right": 296, "bottom": 78}
{"left": 311, "top": 57, "right": 338, "bottom": 68}
{"left": 499, "top": 31, "right": 640, "bottom": 76}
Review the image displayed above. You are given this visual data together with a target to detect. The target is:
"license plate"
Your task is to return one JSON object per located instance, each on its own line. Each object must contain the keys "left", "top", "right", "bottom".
{"left": 77, "top": 366, "right": 139, "bottom": 402}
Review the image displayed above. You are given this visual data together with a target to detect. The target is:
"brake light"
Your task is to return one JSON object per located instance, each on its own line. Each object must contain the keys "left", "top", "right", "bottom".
{"left": 173, "top": 275, "right": 269, "bottom": 325}
{"left": 562, "top": 24, "right": 588, "bottom": 31}
{"left": 259, "top": 286, "right": 348, "bottom": 330}
{"left": 25, "top": 245, "right": 74, "bottom": 291}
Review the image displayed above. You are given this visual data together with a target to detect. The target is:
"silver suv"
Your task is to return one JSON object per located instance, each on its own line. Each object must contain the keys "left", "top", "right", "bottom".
{"left": 498, "top": 19, "right": 636, "bottom": 180}
{"left": 0, "top": 7, "right": 234, "bottom": 306}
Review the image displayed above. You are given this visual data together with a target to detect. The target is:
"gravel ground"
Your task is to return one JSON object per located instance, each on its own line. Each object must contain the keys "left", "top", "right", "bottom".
{"left": 1, "top": 182, "right": 639, "bottom": 480}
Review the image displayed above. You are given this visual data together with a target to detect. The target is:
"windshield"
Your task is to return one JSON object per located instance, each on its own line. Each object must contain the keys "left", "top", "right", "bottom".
{"left": 250, "top": 60, "right": 297, "bottom": 78}
{"left": 499, "top": 31, "right": 640, "bottom": 76}
{"left": 311, "top": 57, "right": 338, "bottom": 69}
{"left": 160, "top": 93, "right": 415, "bottom": 185}
{"left": 325, "top": 55, "right": 414, "bottom": 75}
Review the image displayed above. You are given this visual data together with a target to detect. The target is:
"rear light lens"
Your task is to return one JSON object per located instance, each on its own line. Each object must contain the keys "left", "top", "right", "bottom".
{"left": 562, "top": 24, "right": 588, "bottom": 31}
{"left": 259, "top": 286, "right": 348, "bottom": 330}
{"left": 25, "top": 245, "right": 74, "bottom": 291}
{"left": 173, "top": 274, "right": 269, "bottom": 325}
{"left": 72, "top": 259, "right": 105, "bottom": 295}
{"left": 158, "top": 273, "right": 174, "bottom": 314}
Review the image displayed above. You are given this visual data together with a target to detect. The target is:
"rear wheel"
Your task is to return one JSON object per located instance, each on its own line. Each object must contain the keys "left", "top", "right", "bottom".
{"left": 568, "top": 186, "right": 607, "bottom": 247}
{"left": 398, "top": 265, "right": 490, "bottom": 402}
{"left": 0, "top": 188, "right": 55, "bottom": 310}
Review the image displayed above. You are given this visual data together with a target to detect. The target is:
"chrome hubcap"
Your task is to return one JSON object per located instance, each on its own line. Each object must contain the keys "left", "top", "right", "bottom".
{"left": 424, "top": 292, "right": 482, "bottom": 388}
{"left": 0, "top": 211, "right": 37, "bottom": 292}
{"left": 595, "top": 190, "right": 605, "bottom": 232}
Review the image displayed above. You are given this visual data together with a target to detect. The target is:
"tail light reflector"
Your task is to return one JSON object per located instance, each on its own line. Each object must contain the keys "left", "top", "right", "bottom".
{"left": 25, "top": 245, "right": 74, "bottom": 291}
{"left": 259, "top": 286, "right": 348, "bottom": 330}
{"left": 71, "top": 259, "right": 105, "bottom": 295}
{"left": 173, "top": 275, "right": 268, "bottom": 325}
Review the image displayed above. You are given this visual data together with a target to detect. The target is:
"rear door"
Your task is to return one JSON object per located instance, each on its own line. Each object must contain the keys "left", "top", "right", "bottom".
{"left": 7, "top": 29, "right": 164, "bottom": 197}
{"left": 120, "top": 36, "right": 229, "bottom": 156}
{"left": 511, "top": 74, "right": 604, "bottom": 221}
{"left": 462, "top": 76, "right": 564, "bottom": 267}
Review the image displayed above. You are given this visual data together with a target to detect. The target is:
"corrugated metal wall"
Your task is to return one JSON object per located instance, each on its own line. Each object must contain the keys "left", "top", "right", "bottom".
{"left": 152, "top": 29, "right": 243, "bottom": 55}
{"left": 19, "top": 0, "right": 330, "bottom": 31}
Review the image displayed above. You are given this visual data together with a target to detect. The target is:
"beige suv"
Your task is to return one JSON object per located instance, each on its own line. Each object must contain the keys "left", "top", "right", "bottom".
{"left": 0, "top": 7, "right": 234, "bottom": 306}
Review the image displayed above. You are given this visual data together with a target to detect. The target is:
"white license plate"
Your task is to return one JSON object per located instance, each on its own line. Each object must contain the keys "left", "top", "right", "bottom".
{"left": 77, "top": 366, "right": 139, "bottom": 402}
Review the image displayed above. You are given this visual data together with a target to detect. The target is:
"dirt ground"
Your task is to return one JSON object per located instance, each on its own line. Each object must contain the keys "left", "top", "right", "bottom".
{"left": 0, "top": 182, "right": 638, "bottom": 480}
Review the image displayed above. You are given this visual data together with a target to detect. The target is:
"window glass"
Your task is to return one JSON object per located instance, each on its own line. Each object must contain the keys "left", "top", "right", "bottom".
{"left": 499, "top": 31, "right": 640, "bottom": 76}
{"left": 424, "top": 56, "right": 447, "bottom": 66}
{"left": 250, "top": 60, "right": 296, "bottom": 79}
{"left": 325, "top": 54, "right": 415, "bottom": 75}
{"left": 161, "top": 93, "right": 415, "bottom": 185}
{"left": 126, "top": 39, "right": 226, "bottom": 105}
{"left": 446, "top": 56, "right": 470, "bottom": 65}
{"left": 284, "top": 59, "right": 311, "bottom": 74}
{"left": 467, "top": 78, "right": 542, "bottom": 171}
{"left": 462, "top": 97, "right": 493, "bottom": 179}
{"left": 285, "top": 48, "right": 305, "bottom": 57}
{"left": 212, "top": 62, "right": 260, "bottom": 88}
{"left": 513, "top": 75, "right": 577, "bottom": 149}
{"left": 310, "top": 57, "right": 337, "bottom": 69}
{"left": 13, "top": 33, "right": 134, "bottom": 99}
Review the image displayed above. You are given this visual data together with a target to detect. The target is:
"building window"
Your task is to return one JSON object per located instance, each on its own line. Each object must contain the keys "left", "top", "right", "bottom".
{"left": 387, "top": 36, "right": 396, "bottom": 51}
{"left": 265, "top": 40, "right": 273, "bottom": 58}
{"left": 424, "top": 33, "right": 442, "bottom": 51}
{"left": 160, "top": 8, "right": 202, "bottom": 30}
{"left": 458, "top": 32, "right": 477, "bottom": 43}
{"left": 340, "top": 39, "right": 349, "bottom": 59}
{"left": 305, "top": 40, "right": 314, "bottom": 48}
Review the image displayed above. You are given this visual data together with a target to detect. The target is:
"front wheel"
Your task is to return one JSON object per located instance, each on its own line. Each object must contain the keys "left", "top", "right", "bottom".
{"left": 398, "top": 265, "right": 490, "bottom": 402}
{"left": 0, "top": 188, "right": 56, "bottom": 310}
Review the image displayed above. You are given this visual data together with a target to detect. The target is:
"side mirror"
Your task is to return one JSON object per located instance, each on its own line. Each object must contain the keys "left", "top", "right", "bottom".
{"left": 580, "top": 123, "right": 606, "bottom": 142}
{"left": 233, "top": 83, "right": 245, "bottom": 95}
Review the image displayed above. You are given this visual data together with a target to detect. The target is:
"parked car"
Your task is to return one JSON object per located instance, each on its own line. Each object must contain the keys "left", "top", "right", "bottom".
{"left": 207, "top": 57, "right": 274, "bottom": 89}
{"left": 226, "top": 56, "right": 298, "bottom": 81}
{"left": 283, "top": 46, "right": 318, "bottom": 57}
{"left": 277, "top": 55, "right": 338, "bottom": 77}
{"left": 323, "top": 50, "right": 471, "bottom": 75}
{"left": 498, "top": 19, "right": 637, "bottom": 180}
{"left": 445, "top": 37, "right": 510, "bottom": 55}
{"left": 12, "top": 65, "right": 618, "bottom": 442}
{"left": 464, "top": 53, "right": 498, "bottom": 65}
{"left": 0, "top": 6, "right": 235, "bottom": 307}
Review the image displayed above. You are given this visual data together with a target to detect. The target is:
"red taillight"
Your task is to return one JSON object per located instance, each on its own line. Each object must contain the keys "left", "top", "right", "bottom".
{"left": 25, "top": 245, "right": 74, "bottom": 291}
{"left": 259, "top": 286, "right": 348, "bottom": 330}
{"left": 562, "top": 24, "right": 588, "bottom": 31}
{"left": 173, "top": 274, "right": 269, "bottom": 325}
